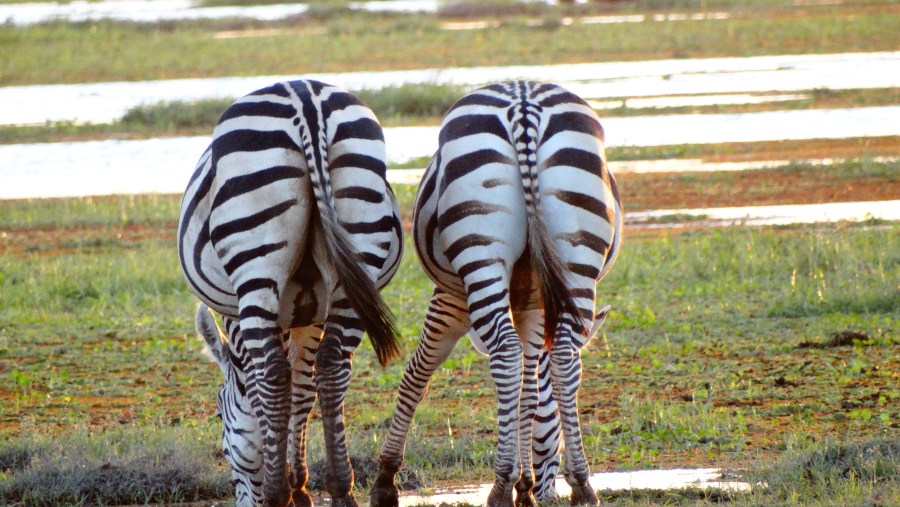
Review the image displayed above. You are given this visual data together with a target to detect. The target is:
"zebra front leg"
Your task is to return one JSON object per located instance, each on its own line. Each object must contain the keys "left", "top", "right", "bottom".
{"left": 287, "top": 327, "right": 320, "bottom": 507}
{"left": 315, "top": 318, "right": 363, "bottom": 507}
{"left": 371, "top": 290, "right": 468, "bottom": 507}
{"left": 548, "top": 324, "right": 597, "bottom": 506}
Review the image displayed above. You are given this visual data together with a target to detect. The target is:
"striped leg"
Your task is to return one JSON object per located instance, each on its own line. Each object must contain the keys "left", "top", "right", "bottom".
{"left": 461, "top": 268, "right": 524, "bottom": 507}
{"left": 239, "top": 324, "right": 292, "bottom": 507}
{"left": 371, "top": 290, "right": 469, "bottom": 507}
{"left": 532, "top": 348, "right": 562, "bottom": 501}
{"left": 512, "top": 309, "right": 544, "bottom": 507}
{"left": 548, "top": 321, "right": 597, "bottom": 505}
{"left": 287, "top": 326, "right": 321, "bottom": 507}
{"left": 532, "top": 305, "right": 612, "bottom": 501}
{"left": 315, "top": 291, "right": 366, "bottom": 507}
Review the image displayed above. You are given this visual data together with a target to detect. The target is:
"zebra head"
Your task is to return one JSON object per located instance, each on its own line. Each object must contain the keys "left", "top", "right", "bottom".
{"left": 195, "top": 304, "right": 264, "bottom": 507}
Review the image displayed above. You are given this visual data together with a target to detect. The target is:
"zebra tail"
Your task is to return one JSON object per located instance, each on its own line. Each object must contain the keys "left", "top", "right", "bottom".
{"left": 511, "top": 101, "right": 584, "bottom": 350}
{"left": 299, "top": 98, "right": 401, "bottom": 368}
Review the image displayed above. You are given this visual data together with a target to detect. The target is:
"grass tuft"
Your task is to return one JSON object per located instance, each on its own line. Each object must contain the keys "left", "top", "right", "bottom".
{"left": 354, "top": 83, "right": 470, "bottom": 123}
{"left": 120, "top": 98, "right": 233, "bottom": 131}
{"left": 0, "top": 424, "right": 230, "bottom": 506}
{"left": 752, "top": 437, "right": 900, "bottom": 505}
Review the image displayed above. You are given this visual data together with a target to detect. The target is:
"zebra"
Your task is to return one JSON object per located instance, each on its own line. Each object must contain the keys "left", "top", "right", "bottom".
{"left": 369, "top": 81, "right": 622, "bottom": 507}
{"left": 178, "top": 79, "right": 404, "bottom": 507}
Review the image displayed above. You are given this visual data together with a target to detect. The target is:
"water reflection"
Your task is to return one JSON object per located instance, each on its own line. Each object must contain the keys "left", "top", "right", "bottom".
{"left": 396, "top": 468, "right": 750, "bottom": 506}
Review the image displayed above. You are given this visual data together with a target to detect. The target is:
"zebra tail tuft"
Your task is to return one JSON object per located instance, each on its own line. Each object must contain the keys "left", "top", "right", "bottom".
{"left": 319, "top": 212, "right": 403, "bottom": 367}
{"left": 512, "top": 97, "right": 584, "bottom": 349}
{"left": 528, "top": 216, "right": 583, "bottom": 350}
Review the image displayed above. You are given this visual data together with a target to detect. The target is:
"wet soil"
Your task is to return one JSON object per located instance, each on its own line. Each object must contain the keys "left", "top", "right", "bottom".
{"left": 610, "top": 136, "right": 900, "bottom": 164}
{"left": 619, "top": 165, "right": 900, "bottom": 212}
{"left": 2, "top": 155, "right": 896, "bottom": 259}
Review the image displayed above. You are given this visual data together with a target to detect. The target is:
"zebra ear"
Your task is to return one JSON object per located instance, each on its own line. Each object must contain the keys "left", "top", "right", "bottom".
{"left": 594, "top": 304, "right": 612, "bottom": 329}
{"left": 586, "top": 304, "right": 612, "bottom": 342}
{"left": 195, "top": 304, "right": 227, "bottom": 372}
{"left": 467, "top": 330, "right": 490, "bottom": 356}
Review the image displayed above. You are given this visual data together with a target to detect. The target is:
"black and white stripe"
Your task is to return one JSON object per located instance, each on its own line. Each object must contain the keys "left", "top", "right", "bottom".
{"left": 179, "top": 80, "right": 403, "bottom": 507}
{"left": 370, "top": 81, "right": 622, "bottom": 507}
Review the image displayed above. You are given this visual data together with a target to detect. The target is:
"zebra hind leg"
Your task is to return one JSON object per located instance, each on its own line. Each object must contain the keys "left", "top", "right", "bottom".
{"left": 370, "top": 290, "right": 468, "bottom": 507}
{"left": 549, "top": 324, "right": 598, "bottom": 506}
{"left": 315, "top": 317, "right": 364, "bottom": 507}
{"left": 287, "top": 327, "right": 320, "bottom": 507}
{"left": 512, "top": 309, "right": 545, "bottom": 507}
{"left": 531, "top": 348, "right": 562, "bottom": 502}
{"left": 240, "top": 326, "right": 294, "bottom": 507}
{"left": 484, "top": 332, "right": 524, "bottom": 507}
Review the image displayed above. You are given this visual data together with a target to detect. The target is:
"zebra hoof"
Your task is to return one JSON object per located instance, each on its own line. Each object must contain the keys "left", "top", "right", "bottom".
{"left": 569, "top": 482, "right": 599, "bottom": 506}
{"left": 369, "top": 478, "right": 400, "bottom": 507}
{"left": 292, "top": 487, "right": 313, "bottom": 507}
{"left": 514, "top": 478, "right": 536, "bottom": 507}
{"left": 487, "top": 484, "right": 514, "bottom": 507}
{"left": 262, "top": 489, "right": 293, "bottom": 507}
{"left": 514, "top": 490, "right": 537, "bottom": 507}
{"left": 331, "top": 493, "right": 360, "bottom": 507}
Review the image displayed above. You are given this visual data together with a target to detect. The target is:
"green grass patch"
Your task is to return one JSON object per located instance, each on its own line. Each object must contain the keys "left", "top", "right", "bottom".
{"left": 748, "top": 436, "right": 900, "bottom": 506}
{"left": 0, "top": 192, "right": 897, "bottom": 504}
{"left": 2, "top": 6, "right": 896, "bottom": 86}
{"left": 119, "top": 98, "right": 233, "bottom": 131}
{"left": 355, "top": 82, "right": 467, "bottom": 123}
{"left": 0, "top": 194, "right": 181, "bottom": 229}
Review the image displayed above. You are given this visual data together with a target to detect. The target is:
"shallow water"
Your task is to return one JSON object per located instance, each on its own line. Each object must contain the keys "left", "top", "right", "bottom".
{"left": 2, "top": 52, "right": 897, "bottom": 125}
{"left": 0, "top": 0, "right": 441, "bottom": 26}
{"left": 0, "top": 0, "right": 309, "bottom": 25}
{"left": 1, "top": 0, "right": 733, "bottom": 26}
{"left": 628, "top": 200, "right": 900, "bottom": 227}
{"left": 2, "top": 106, "right": 898, "bottom": 201}
{"left": 396, "top": 468, "right": 750, "bottom": 506}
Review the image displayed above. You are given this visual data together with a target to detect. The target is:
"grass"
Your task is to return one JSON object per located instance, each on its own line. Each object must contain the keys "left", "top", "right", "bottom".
{"left": 0, "top": 190, "right": 897, "bottom": 504}
{"left": 747, "top": 436, "right": 900, "bottom": 506}
{"left": 1, "top": 3, "right": 897, "bottom": 86}
{"left": 0, "top": 194, "right": 182, "bottom": 229}
{"left": 0, "top": 423, "right": 229, "bottom": 506}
